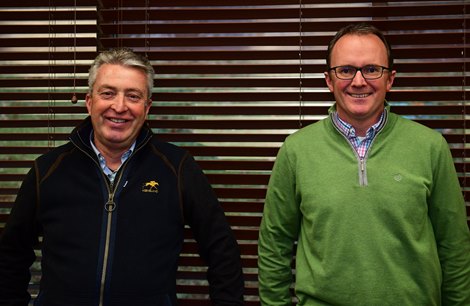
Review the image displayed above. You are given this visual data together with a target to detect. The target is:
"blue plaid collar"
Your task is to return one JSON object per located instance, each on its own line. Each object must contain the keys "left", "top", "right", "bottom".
{"left": 332, "top": 110, "right": 387, "bottom": 140}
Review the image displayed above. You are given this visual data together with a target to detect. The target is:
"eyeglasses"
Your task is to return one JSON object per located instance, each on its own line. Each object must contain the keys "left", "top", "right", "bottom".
{"left": 328, "top": 65, "right": 390, "bottom": 80}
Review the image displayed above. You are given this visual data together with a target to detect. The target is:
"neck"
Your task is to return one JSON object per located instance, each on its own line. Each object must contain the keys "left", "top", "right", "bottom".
{"left": 94, "top": 142, "right": 129, "bottom": 171}
{"left": 337, "top": 113, "right": 382, "bottom": 137}
{"left": 104, "top": 155, "right": 122, "bottom": 171}
{"left": 351, "top": 122, "right": 370, "bottom": 137}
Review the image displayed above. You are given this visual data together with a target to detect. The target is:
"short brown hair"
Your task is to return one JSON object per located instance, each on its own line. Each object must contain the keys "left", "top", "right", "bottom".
{"left": 326, "top": 23, "right": 394, "bottom": 69}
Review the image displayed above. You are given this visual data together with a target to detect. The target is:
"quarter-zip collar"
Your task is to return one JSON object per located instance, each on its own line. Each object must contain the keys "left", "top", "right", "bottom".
{"left": 332, "top": 110, "right": 386, "bottom": 159}
{"left": 328, "top": 102, "right": 391, "bottom": 186}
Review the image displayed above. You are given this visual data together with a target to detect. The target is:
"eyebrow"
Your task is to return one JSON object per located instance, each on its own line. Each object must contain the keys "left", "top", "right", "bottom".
{"left": 96, "top": 85, "right": 116, "bottom": 92}
{"left": 96, "top": 85, "right": 145, "bottom": 95}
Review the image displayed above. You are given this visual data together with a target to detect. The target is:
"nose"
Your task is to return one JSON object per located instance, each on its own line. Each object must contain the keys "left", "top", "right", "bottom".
{"left": 350, "top": 69, "right": 367, "bottom": 86}
{"left": 111, "top": 94, "right": 128, "bottom": 112}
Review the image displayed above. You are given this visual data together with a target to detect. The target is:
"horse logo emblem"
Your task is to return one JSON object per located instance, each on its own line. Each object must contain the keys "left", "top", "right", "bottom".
{"left": 142, "top": 180, "right": 159, "bottom": 193}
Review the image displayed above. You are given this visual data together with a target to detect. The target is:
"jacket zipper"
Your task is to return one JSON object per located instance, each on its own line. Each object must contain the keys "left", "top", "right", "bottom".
{"left": 69, "top": 144, "right": 122, "bottom": 306}
{"left": 97, "top": 138, "right": 150, "bottom": 304}
{"left": 71, "top": 132, "right": 151, "bottom": 305}
{"left": 99, "top": 173, "right": 123, "bottom": 306}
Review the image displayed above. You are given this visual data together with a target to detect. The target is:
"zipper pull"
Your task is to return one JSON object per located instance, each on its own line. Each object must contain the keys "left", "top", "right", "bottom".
{"left": 105, "top": 194, "right": 116, "bottom": 212}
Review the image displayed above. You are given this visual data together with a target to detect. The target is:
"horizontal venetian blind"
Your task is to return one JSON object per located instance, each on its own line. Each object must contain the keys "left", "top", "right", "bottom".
{"left": 0, "top": 0, "right": 97, "bottom": 300}
{"left": 97, "top": 0, "right": 469, "bottom": 304}
{"left": 0, "top": 0, "right": 469, "bottom": 305}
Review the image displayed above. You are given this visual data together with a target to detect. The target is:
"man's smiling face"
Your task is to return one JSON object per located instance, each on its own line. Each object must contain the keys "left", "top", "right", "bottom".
{"left": 85, "top": 63, "right": 151, "bottom": 153}
{"left": 325, "top": 33, "right": 395, "bottom": 130}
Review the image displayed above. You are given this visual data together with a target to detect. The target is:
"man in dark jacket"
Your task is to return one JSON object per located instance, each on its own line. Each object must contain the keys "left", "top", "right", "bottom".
{"left": 0, "top": 48, "right": 244, "bottom": 306}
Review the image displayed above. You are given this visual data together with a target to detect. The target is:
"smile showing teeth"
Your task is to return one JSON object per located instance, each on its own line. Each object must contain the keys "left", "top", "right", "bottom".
{"left": 350, "top": 93, "right": 369, "bottom": 98}
{"left": 109, "top": 118, "right": 126, "bottom": 123}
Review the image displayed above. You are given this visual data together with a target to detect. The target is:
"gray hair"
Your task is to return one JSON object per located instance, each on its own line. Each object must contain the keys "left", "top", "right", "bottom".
{"left": 88, "top": 47, "right": 155, "bottom": 98}
{"left": 326, "top": 23, "right": 394, "bottom": 69}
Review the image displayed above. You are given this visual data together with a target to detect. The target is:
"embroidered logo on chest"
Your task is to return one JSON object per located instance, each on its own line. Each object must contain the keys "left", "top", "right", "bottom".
{"left": 393, "top": 173, "right": 402, "bottom": 182}
{"left": 142, "top": 180, "right": 159, "bottom": 193}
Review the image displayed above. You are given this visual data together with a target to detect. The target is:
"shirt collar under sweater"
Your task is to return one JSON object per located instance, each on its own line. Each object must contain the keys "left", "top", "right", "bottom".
{"left": 331, "top": 108, "right": 388, "bottom": 159}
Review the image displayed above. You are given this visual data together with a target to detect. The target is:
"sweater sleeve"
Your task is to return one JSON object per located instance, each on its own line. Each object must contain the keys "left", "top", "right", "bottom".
{"left": 0, "top": 166, "right": 39, "bottom": 306}
{"left": 258, "top": 142, "right": 300, "bottom": 306}
{"left": 428, "top": 136, "right": 470, "bottom": 306}
{"left": 180, "top": 153, "right": 244, "bottom": 305}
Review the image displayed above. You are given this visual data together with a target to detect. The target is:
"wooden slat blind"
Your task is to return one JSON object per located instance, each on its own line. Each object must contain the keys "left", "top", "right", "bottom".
{"left": 0, "top": 1, "right": 468, "bottom": 305}
{"left": 0, "top": 0, "right": 98, "bottom": 302}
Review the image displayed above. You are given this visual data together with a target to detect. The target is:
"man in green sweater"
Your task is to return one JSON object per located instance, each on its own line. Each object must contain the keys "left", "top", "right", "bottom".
{"left": 258, "top": 23, "right": 470, "bottom": 305}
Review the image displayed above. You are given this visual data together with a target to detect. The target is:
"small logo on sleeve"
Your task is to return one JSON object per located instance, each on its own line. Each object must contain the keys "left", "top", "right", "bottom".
{"left": 142, "top": 180, "right": 159, "bottom": 193}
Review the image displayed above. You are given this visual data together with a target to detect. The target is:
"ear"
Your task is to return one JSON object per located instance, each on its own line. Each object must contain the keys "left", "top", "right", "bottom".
{"left": 85, "top": 94, "right": 92, "bottom": 114}
{"left": 145, "top": 99, "right": 152, "bottom": 116}
{"left": 324, "top": 71, "right": 334, "bottom": 93}
{"left": 386, "top": 70, "right": 396, "bottom": 92}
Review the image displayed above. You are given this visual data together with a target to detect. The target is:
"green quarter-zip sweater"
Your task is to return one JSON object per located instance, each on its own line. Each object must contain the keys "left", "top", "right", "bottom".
{"left": 258, "top": 105, "right": 470, "bottom": 306}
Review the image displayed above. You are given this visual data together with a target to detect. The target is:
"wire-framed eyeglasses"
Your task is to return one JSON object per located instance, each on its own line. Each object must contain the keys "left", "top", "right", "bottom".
{"left": 329, "top": 65, "right": 391, "bottom": 80}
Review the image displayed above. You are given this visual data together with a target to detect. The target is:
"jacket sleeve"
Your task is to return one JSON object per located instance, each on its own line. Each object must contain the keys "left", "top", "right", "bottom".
{"left": 428, "top": 136, "right": 470, "bottom": 306}
{"left": 180, "top": 153, "right": 244, "bottom": 305}
{"left": 0, "top": 166, "right": 39, "bottom": 306}
{"left": 258, "top": 143, "right": 300, "bottom": 306}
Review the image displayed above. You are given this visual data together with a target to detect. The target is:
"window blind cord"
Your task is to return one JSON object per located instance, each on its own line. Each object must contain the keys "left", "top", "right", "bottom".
{"left": 48, "top": 0, "right": 56, "bottom": 148}
{"left": 71, "top": 0, "right": 78, "bottom": 104}
{"left": 462, "top": 2, "right": 467, "bottom": 187}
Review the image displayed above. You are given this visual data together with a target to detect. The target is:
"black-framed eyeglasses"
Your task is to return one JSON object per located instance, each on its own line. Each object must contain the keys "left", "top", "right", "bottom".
{"left": 328, "top": 65, "right": 390, "bottom": 80}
